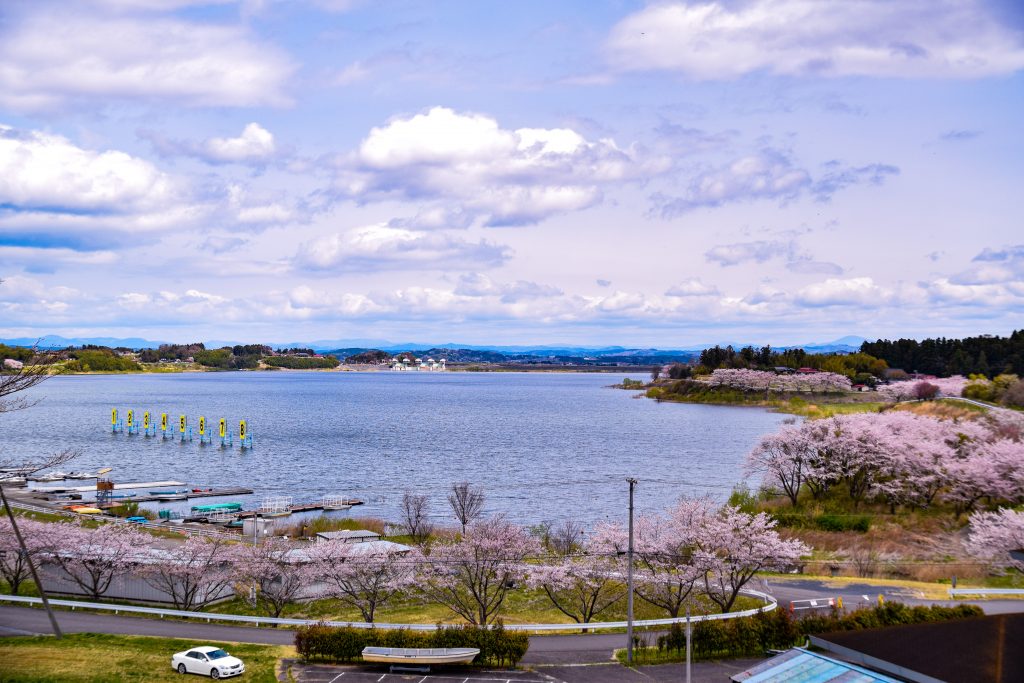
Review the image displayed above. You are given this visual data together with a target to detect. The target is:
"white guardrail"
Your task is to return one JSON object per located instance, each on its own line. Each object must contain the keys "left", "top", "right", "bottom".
{"left": 949, "top": 588, "right": 1024, "bottom": 598}
{"left": 0, "top": 589, "right": 776, "bottom": 632}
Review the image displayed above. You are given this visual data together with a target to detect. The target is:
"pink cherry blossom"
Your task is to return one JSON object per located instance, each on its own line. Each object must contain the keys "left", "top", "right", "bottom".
{"left": 967, "top": 508, "right": 1024, "bottom": 571}
{"left": 41, "top": 520, "right": 147, "bottom": 599}
{"left": 307, "top": 539, "right": 420, "bottom": 623}
{"left": 140, "top": 536, "right": 238, "bottom": 611}
{"left": 420, "top": 515, "right": 539, "bottom": 625}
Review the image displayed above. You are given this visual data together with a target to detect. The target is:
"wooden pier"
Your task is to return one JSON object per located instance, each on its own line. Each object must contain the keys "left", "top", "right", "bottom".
{"left": 234, "top": 499, "right": 364, "bottom": 518}
{"left": 32, "top": 480, "right": 186, "bottom": 493}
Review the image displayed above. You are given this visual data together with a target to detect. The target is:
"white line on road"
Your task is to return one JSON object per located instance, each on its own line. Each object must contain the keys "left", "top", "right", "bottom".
{"left": 328, "top": 674, "right": 346, "bottom": 683}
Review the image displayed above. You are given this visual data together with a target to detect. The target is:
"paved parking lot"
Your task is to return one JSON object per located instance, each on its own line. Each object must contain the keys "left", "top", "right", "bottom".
{"left": 286, "top": 663, "right": 552, "bottom": 683}
{"left": 285, "top": 659, "right": 764, "bottom": 683}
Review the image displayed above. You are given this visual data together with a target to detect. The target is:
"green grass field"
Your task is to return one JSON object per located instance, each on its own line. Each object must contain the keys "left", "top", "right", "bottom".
{"left": 0, "top": 633, "right": 292, "bottom": 683}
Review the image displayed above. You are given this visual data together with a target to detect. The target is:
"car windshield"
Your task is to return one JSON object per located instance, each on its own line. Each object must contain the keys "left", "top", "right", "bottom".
{"left": 207, "top": 650, "right": 229, "bottom": 660}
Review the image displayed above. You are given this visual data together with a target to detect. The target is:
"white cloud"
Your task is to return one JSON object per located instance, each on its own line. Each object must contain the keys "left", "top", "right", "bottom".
{"left": 607, "top": 0, "right": 1024, "bottom": 79}
{"left": 655, "top": 149, "right": 897, "bottom": 215}
{"left": 0, "top": 11, "right": 295, "bottom": 110}
{"left": 796, "top": 277, "right": 892, "bottom": 307}
{"left": 665, "top": 278, "right": 719, "bottom": 297}
{"left": 0, "top": 125, "right": 174, "bottom": 214}
{"left": 293, "top": 224, "right": 512, "bottom": 272}
{"left": 705, "top": 239, "right": 798, "bottom": 267}
{"left": 335, "top": 106, "right": 668, "bottom": 226}
{"left": 203, "top": 124, "right": 277, "bottom": 164}
{"left": 454, "top": 273, "right": 562, "bottom": 303}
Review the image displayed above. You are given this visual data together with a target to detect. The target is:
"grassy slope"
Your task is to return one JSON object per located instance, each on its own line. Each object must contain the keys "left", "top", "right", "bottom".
{"left": 0, "top": 634, "right": 292, "bottom": 683}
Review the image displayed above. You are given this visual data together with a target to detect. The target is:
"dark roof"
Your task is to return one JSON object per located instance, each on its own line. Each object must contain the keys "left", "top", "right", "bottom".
{"left": 814, "top": 614, "right": 1024, "bottom": 683}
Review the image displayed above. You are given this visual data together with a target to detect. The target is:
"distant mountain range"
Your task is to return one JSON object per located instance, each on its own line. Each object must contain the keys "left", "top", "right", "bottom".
{"left": 0, "top": 334, "right": 870, "bottom": 357}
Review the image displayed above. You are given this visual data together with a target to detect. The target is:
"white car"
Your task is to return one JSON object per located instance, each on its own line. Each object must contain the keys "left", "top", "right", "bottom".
{"left": 171, "top": 646, "right": 245, "bottom": 678}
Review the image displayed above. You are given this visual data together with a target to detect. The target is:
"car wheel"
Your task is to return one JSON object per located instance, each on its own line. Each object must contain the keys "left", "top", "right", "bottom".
{"left": 177, "top": 663, "right": 187, "bottom": 674}
{"left": 210, "top": 669, "right": 220, "bottom": 679}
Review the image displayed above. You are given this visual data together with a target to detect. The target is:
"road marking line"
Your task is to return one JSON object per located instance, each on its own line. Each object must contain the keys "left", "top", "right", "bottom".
{"left": 328, "top": 674, "right": 346, "bottom": 682}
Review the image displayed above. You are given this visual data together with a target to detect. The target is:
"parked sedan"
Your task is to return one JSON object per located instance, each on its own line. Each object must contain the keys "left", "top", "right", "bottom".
{"left": 171, "top": 646, "right": 245, "bottom": 678}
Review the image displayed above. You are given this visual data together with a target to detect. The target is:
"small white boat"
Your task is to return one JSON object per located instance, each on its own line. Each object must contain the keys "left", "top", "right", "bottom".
{"left": 361, "top": 647, "right": 480, "bottom": 665}
{"left": 31, "top": 471, "right": 68, "bottom": 482}
{"left": 66, "top": 471, "right": 97, "bottom": 480}
{"left": 156, "top": 493, "right": 188, "bottom": 501}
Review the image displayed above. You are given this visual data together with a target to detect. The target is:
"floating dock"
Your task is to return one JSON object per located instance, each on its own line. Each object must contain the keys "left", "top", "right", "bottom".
{"left": 235, "top": 499, "right": 363, "bottom": 518}
{"left": 32, "top": 480, "right": 186, "bottom": 493}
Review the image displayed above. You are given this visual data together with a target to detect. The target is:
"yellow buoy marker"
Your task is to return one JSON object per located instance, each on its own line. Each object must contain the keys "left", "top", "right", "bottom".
{"left": 127, "top": 409, "right": 134, "bottom": 428}
{"left": 111, "top": 408, "right": 118, "bottom": 426}
{"left": 219, "top": 418, "right": 226, "bottom": 438}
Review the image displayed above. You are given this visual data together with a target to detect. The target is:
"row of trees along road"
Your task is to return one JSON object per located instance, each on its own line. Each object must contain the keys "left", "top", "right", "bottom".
{"left": 2, "top": 501, "right": 807, "bottom": 625}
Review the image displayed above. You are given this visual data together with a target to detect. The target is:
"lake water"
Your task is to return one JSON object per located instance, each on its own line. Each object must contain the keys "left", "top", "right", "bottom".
{"left": 1, "top": 372, "right": 788, "bottom": 527}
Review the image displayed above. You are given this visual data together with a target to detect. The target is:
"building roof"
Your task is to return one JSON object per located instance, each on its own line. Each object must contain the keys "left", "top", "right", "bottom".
{"left": 813, "top": 614, "right": 1024, "bottom": 683}
{"left": 315, "top": 529, "right": 381, "bottom": 542}
{"left": 732, "top": 649, "right": 901, "bottom": 683}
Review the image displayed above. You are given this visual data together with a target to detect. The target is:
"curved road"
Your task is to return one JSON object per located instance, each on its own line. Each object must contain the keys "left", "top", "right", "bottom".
{"left": 2, "top": 579, "right": 1021, "bottom": 665}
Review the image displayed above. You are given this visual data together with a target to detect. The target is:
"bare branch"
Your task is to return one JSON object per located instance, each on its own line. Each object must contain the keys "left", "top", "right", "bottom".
{"left": 447, "top": 481, "right": 485, "bottom": 535}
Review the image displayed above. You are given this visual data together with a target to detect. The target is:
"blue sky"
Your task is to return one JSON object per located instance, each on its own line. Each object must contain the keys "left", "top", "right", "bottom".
{"left": 0, "top": 0, "right": 1022, "bottom": 346}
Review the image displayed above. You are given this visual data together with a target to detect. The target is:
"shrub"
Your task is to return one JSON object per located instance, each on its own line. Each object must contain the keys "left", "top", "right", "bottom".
{"left": 294, "top": 622, "right": 529, "bottom": 667}
{"left": 815, "top": 514, "right": 871, "bottom": 533}
{"left": 636, "top": 602, "right": 983, "bottom": 663}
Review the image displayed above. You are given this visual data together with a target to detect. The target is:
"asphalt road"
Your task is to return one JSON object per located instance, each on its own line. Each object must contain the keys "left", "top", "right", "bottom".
{"left": 2, "top": 578, "right": 1021, "bottom": 667}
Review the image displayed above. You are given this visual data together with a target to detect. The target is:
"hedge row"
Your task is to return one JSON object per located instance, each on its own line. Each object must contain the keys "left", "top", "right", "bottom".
{"left": 655, "top": 602, "right": 984, "bottom": 661}
{"left": 294, "top": 621, "right": 529, "bottom": 667}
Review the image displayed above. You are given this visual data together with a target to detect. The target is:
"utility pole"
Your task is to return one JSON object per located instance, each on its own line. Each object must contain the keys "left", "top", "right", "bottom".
{"left": 0, "top": 483, "right": 62, "bottom": 638}
{"left": 686, "top": 604, "right": 692, "bottom": 683}
{"left": 626, "top": 477, "right": 637, "bottom": 665}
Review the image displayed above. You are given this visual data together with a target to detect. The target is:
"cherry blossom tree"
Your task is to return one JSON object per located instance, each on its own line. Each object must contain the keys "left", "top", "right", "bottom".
{"left": 233, "top": 537, "right": 315, "bottom": 618}
{"left": 140, "top": 537, "right": 238, "bottom": 611}
{"left": 705, "top": 369, "right": 852, "bottom": 394}
{"left": 0, "top": 517, "right": 51, "bottom": 594}
{"left": 877, "top": 381, "right": 917, "bottom": 402}
{"left": 420, "top": 515, "right": 538, "bottom": 625}
{"left": 628, "top": 502, "right": 709, "bottom": 618}
{"left": 747, "top": 425, "right": 813, "bottom": 506}
{"left": 528, "top": 531, "right": 624, "bottom": 624}
{"left": 308, "top": 540, "right": 419, "bottom": 622}
{"left": 931, "top": 375, "right": 969, "bottom": 397}
{"left": 695, "top": 505, "right": 808, "bottom": 612}
{"left": 967, "top": 508, "right": 1024, "bottom": 571}
{"left": 42, "top": 521, "right": 146, "bottom": 599}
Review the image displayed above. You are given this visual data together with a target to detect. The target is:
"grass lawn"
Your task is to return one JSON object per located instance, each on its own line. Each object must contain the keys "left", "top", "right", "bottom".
{"left": 0, "top": 633, "right": 292, "bottom": 683}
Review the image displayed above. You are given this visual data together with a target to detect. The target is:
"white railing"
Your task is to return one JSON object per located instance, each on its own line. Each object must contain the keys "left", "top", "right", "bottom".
{"left": 0, "top": 588, "right": 776, "bottom": 632}
{"left": 948, "top": 587, "right": 1024, "bottom": 597}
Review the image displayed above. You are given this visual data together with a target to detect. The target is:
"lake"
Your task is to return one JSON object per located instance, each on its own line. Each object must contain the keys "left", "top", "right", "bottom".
{"left": 1, "top": 371, "right": 788, "bottom": 527}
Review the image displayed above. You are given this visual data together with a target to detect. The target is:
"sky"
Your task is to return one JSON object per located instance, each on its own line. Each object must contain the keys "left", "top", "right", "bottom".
{"left": 0, "top": 0, "right": 1022, "bottom": 347}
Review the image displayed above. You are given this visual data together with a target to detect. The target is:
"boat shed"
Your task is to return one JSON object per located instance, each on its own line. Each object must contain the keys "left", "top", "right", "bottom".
{"left": 315, "top": 529, "right": 381, "bottom": 543}
{"left": 732, "top": 649, "right": 902, "bottom": 682}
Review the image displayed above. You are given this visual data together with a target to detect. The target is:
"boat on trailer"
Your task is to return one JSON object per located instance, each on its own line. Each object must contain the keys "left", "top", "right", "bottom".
{"left": 360, "top": 647, "right": 480, "bottom": 666}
